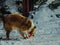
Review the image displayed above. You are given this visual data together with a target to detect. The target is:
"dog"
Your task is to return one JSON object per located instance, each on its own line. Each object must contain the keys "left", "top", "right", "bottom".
{"left": 0, "top": 14, "right": 36, "bottom": 39}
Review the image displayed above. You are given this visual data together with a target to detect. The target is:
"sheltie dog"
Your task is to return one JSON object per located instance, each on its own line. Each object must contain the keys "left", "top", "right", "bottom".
{"left": 0, "top": 14, "right": 36, "bottom": 39}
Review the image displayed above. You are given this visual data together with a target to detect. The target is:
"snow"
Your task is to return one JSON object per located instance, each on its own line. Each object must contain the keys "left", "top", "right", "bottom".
{"left": 0, "top": 0, "right": 60, "bottom": 45}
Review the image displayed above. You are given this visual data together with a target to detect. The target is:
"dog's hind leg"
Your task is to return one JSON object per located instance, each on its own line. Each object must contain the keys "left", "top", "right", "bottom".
{"left": 6, "top": 30, "right": 11, "bottom": 40}
{"left": 4, "top": 24, "right": 12, "bottom": 40}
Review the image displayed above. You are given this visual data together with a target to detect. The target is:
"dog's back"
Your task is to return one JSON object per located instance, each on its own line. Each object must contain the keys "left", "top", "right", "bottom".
{"left": 4, "top": 14, "right": 32, "bottom": 31}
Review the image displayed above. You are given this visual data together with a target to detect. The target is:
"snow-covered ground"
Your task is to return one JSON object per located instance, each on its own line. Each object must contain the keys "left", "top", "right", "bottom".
{"left": 0, "top": 0, "right": 60, "bottom": 45}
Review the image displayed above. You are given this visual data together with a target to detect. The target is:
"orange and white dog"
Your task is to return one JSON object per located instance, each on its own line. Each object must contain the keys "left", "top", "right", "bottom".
{"left": 0, "top": 14, "right": 36, "bottom": 39}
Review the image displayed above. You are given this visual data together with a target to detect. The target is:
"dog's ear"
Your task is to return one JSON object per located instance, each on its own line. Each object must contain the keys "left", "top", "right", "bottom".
{"left": 34, "top": 26, "right": 36, "bottom": 29}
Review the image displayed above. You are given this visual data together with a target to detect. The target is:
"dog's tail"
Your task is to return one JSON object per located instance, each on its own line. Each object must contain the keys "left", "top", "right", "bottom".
{"left": 0, "top": 12, "right": 5, "bottom": 23}
{"left": 0, "top": 12, "right": 4, "bottom": 19}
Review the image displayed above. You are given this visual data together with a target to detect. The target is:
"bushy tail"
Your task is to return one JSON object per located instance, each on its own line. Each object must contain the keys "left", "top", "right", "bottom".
{"left": 0, "top": 13, "right": 4, "bottom": 19}
{"left": 0, "top": 13, "right": 5, "bottom": 23}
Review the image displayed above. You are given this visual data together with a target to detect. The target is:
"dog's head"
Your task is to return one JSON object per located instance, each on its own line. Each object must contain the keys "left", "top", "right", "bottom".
{"left": 27, "top": 19, "right": 36, "bottom": 38}
{"left": 24, "top": 25, "right": 36, "bottom": 39}
{"left": 28, "top": 25, "right": 36, "bottom": 37}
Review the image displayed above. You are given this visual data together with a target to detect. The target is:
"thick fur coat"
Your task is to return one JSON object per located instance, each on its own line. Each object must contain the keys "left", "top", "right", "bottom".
{"left": 0, "top": 14, "right": 36, "bottom": 39}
